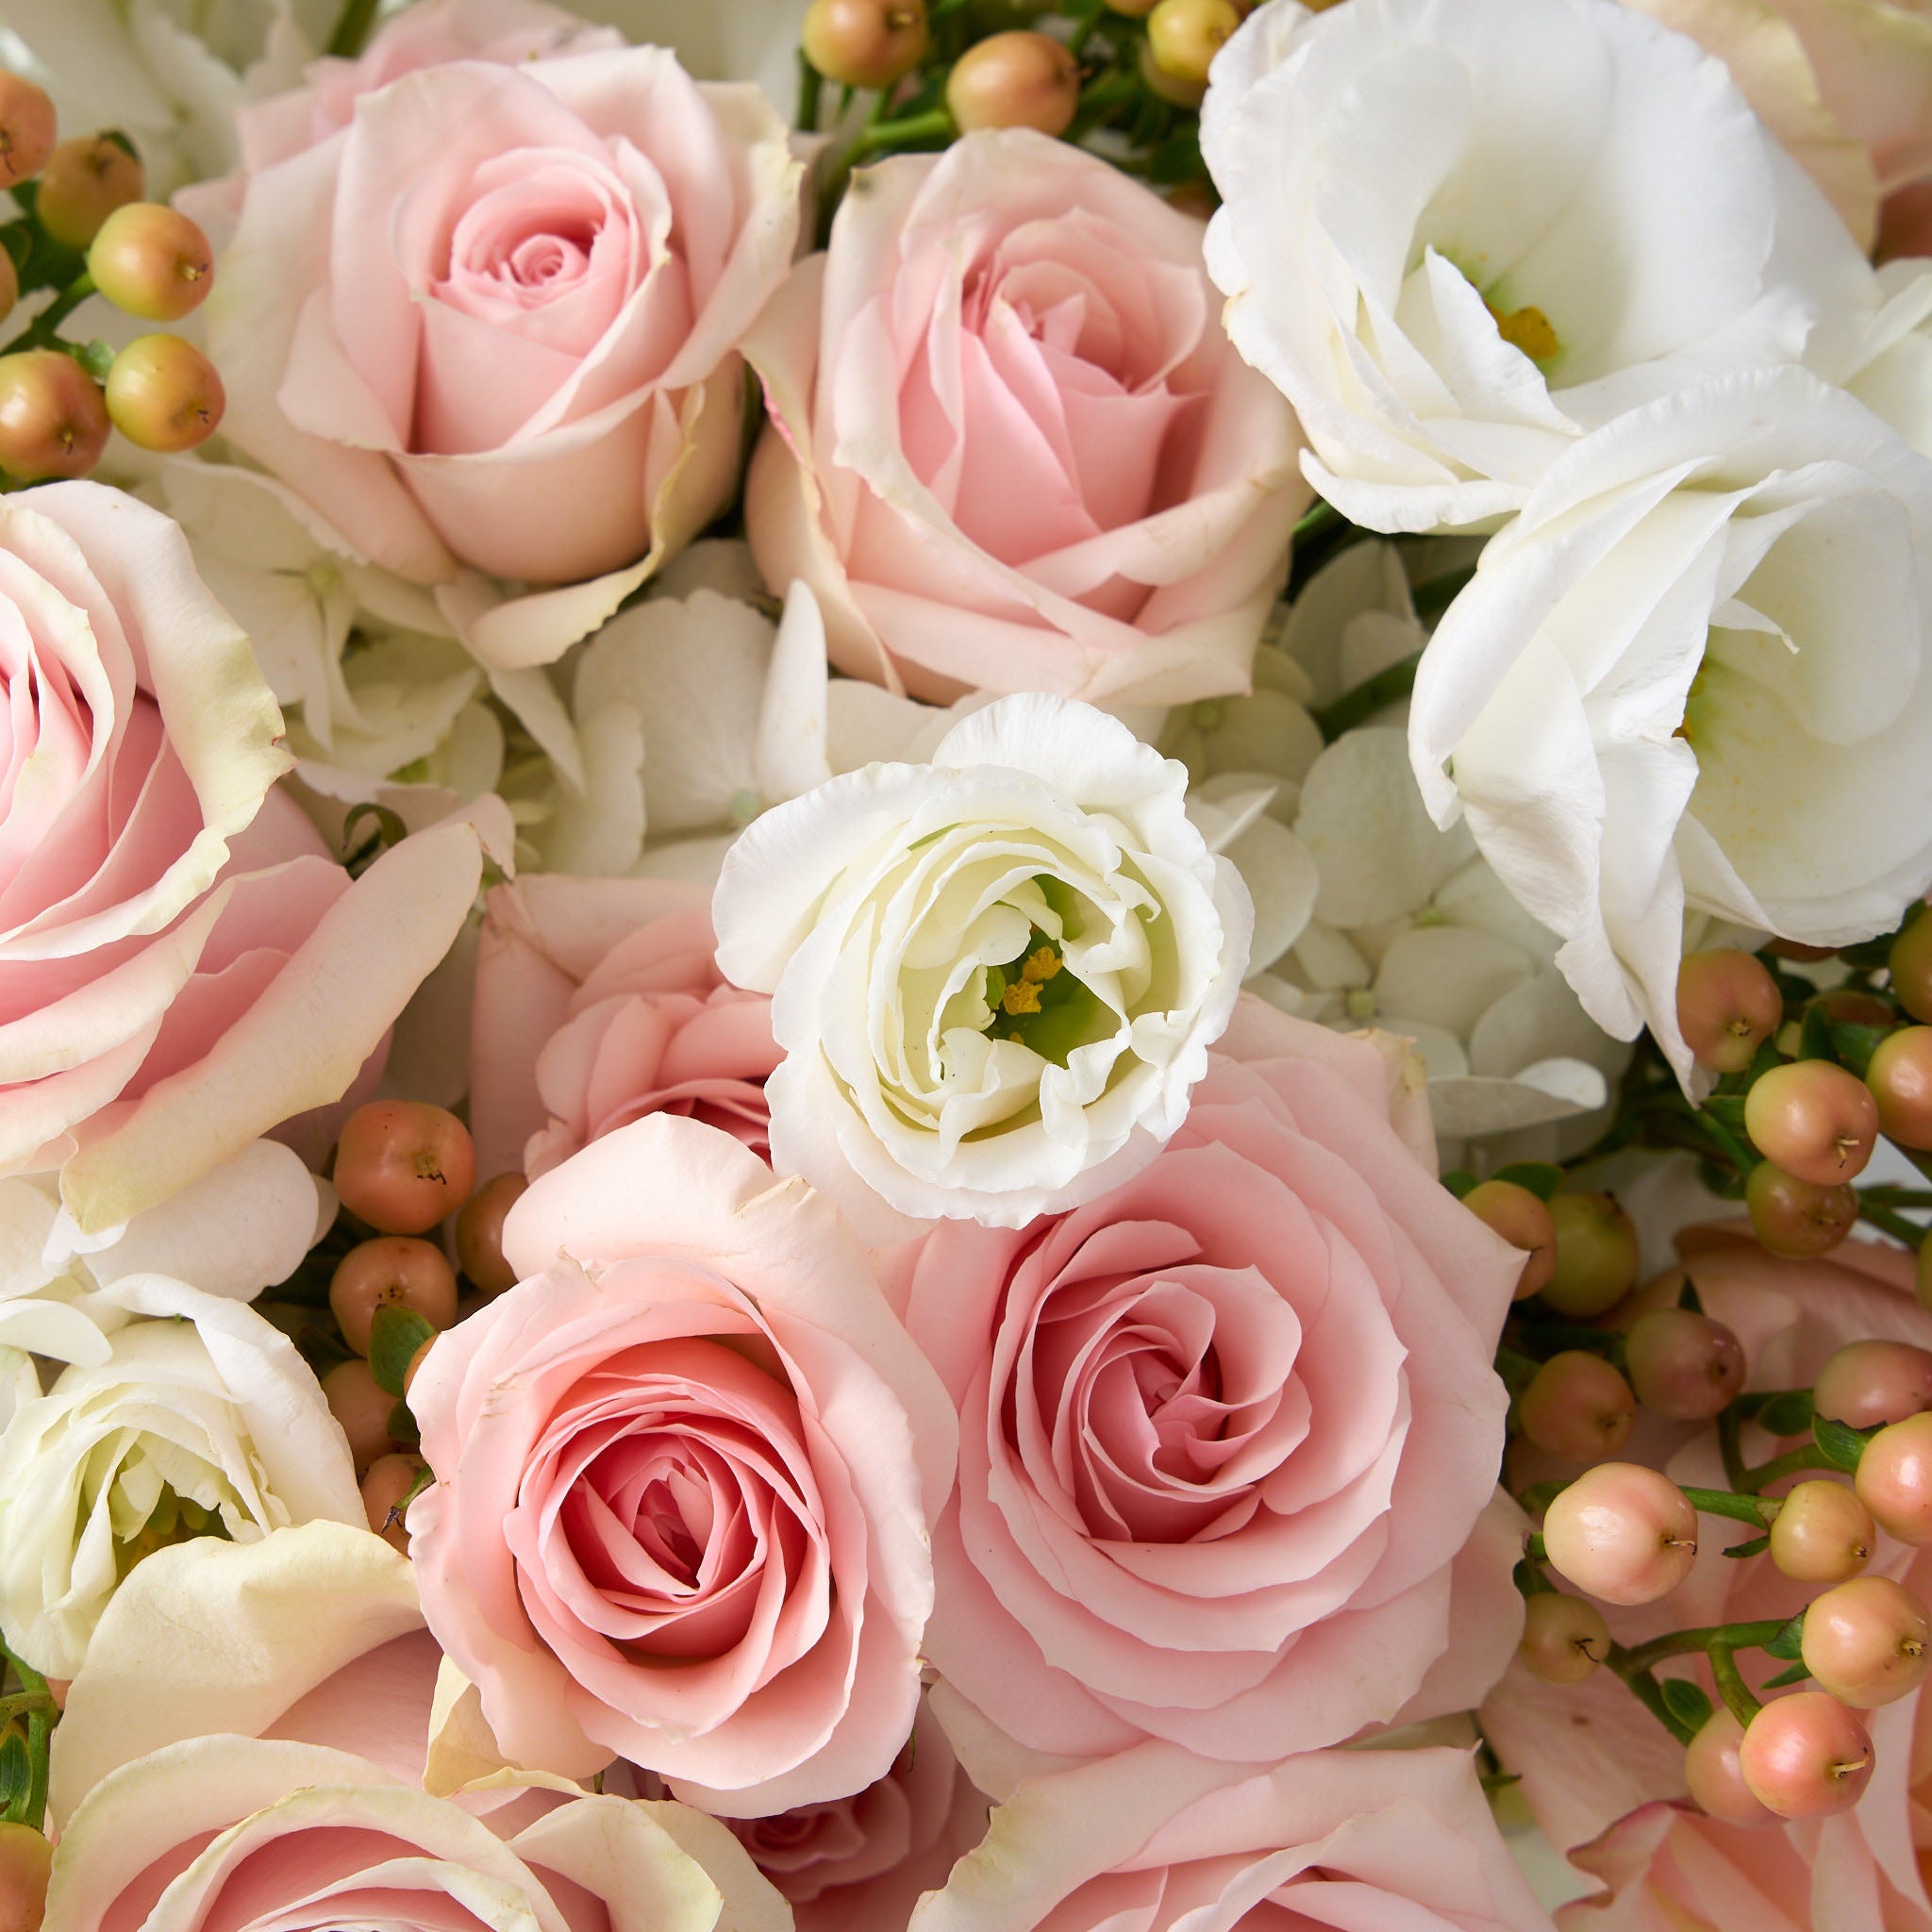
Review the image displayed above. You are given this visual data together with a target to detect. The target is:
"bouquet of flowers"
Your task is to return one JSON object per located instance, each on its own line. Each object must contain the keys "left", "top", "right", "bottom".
{"left": 0, "top": 0, "right": 1930, "bottom": 1924}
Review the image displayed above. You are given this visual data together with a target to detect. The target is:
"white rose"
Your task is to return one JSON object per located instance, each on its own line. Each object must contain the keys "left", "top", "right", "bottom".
{"left": 1408, "top": 365, "right": 1932, "bottom": 1076}
{"left": 0, "top": 1271, "right": 361, "bottom": 1676}
{"left": 712, "top": 695, "right": 1253, "bottom": 1237}
{"left": 1200, "top": 0, "right": 1868, "bottom": 533}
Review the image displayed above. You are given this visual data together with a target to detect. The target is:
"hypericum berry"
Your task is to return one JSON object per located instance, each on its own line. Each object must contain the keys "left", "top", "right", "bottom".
{"left": 1147, "top": 0, "right": 1242, "bottom": 85}
{"left": 1768, "top": 1480, "right": 1875, "bottom": 1585}
{"left": 0, "top": 350, "right": 109, "bottom": 481}
{"left": 328, "top": 1236, "right": 459, "bottom": 1357}
{"left": 334, "top": 1100, "right": 476, "bottom": 1236}
{"left": 1744, "top": 1060, "right": 1879, "bottom": 1186}
{"left": 34, "top": 133, "right": 144, "bottom": 249}
{"left": 1814, "top": 1340, "right": 1932, "bottom": 1430}
{"left": 322, "top": 1357, "right": 405, "bottom": 1475}
{"left": 0, "top": 1823, "right": 52, "bottom": 1932}
{"left": 1855, "top": 1411, "right": 1932, "bottom": 1545}
{"left": 1683, "top": 1710, "right": 1780, "bottom": 1827}
{"left": 945, "top": 31, "right": 1081, "bottom": 135}
{"left": 87, "top": 202, "right": 213, "bottom": 321}
{"left": 360, "top": 1451, "right": 427, "bottom": 1556}
{"left": 1541, "top": 1462, "right": 1698, "bottom": 1607}
{"left": 1866, "top": 1026, "right": 1932, "bottom": 1151}
{"left": 1517, "top": 1351, "right": 1637, "bottom": 1460}
{"left": 1462, "top": 1178, "right": 1557, "bottom": 1301}
{"left": 0, "top": 74, "right": 57, "bottom": 187}
{"left": 1890, "top": 908, "right": 1932, "bottom": 1025}
{"left": 103, "top": 334, "right": 225, "bottom": 454}
{"left": 1800, "top": 1576, "right": 1932, "bottom": 1708}
{"left": 455, "top": 1172, "right": 527, "bottom": 1300}
{"left": 1624, "top": 1307, "right": 1746, "bottom": 1421}
{"left": 1539, "top": 1191, "right": 1641, "bottom": 1318}
{"left": 1676, "top": 948, "right": 1782, "bottom": 1074}
{"left": 1738, "top": 1692, "right": 1875, "bottom": 1819}
{"left": 802, "top": 0, "right": 930, "bottom": 90}
{"left": 1518, "top": 1591, "right": 1611, "bottom": 1685}
{"left": 1744, "top": 1161, "right": 1856, "bottom": 1258}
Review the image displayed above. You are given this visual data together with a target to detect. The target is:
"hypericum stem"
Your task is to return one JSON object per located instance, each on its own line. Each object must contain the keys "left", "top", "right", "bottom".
{"left": 1678, "top": 1486, "right": 1777, "bottom": 1529}
{"left": 1709, "top": 1642, "right": 1763, "bottom": 1729}
{"left": 1735, "top": 1446, "right": 1837, "bottom": 1495}
{"left": 8, "top": 269, "right": 94, "bottom": 352}
{"left": 0, "top": 1638, "right": 53, "bottom": 1831}
{"left": 1292, "top": 499, "right": 1341, "bottom": 543}
{"left": 797, "top": 51, "right": 824, "bottom": 133}
{"left": 1609, "top": 1656, "right": 1698, "bottom": 1746}
{"left": 1857, "top": 1197, "right": 1925, "bottom": 1250}
{"left": 1719, "top": 1404, "right": 1749, "bottom": 1491}
{"left": 843, "top": 107, "right": 954, "bottom": 158}
{"left": 1615, "top": 1618, "right": 1789, "bottom": 1676}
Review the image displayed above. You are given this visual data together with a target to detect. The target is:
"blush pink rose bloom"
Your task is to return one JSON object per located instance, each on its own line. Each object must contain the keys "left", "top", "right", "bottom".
{"left": 407, "top": 1113, "right": 957, "bottom": 1815}
{"left": 908, "top": 1740, "right": 1555, "bottom": 1932}
{"left": 902, "top": 997, "right": 1524, "bottom": 1767}
{"left": 744, "top": 128, "right": 1308, "bottom": 706}
{"left": 469, "top": 875, "right": 778, "bottom": 1183}
{"left": 0, "top": 482, "right": 498, "bottom": 1231}
{"left": 207, "top": 41, "right": 802, "bottom": 670}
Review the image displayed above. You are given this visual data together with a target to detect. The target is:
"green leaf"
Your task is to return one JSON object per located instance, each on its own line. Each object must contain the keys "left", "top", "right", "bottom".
{"left": 1813, "top": 1414, "right": 1877, "bottom": 1474}
{"left": 1764, "top": 1611, "right": 1807, "bottom": 1661}
{"left": 1659, "top": 1678, "right": 1716, "bottom": 1732}
{"left": 1761, "top": 1660, "right": 1813, "bottom": 1689}
{"left": 1756, "top": 1390, "right": 1816, "bottom": 1438}
{"left": 1491, "top": 1161, "right": 1564, "bottom": 1202}
{"left": 387, "top": 1398, "right": 420, "bottom": 1446}
{"left": 368, "top": 1305, "right": 437, "bottom": 1399}
{"left": 1441, "top": 1169, "right": 1479, "bottom": 1200}
{"left": 0, "top": 1729, "right": 28, "bottom": 1820}
{"left": 1825, "top": 1021, "right": 1890, "bottom": 1080}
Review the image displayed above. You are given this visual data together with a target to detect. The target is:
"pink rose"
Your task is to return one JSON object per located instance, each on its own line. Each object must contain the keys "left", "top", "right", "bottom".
{"left": 469, "top": 875, "right": 778, "bottom": 1182}
{"left": 902, "top": 999, "right": 1523, "bottom": 1767}
{"left": 721, "top": 1699, "right": 990, "bottom": 1932}
{"left": 744, "top": 128, "right": 1307, "bottom": 706}
{"left": 208, "top": 42, "right": 802, "bottom": 669}
{"left": 407, "top": 1113, "right": 957, "bottom": 1814}
{"left": 0, "top": 482, "right": 497, "bottom": 1230}
{"left": 908, "top": 1741, "right": 1555, "bottom": 1932}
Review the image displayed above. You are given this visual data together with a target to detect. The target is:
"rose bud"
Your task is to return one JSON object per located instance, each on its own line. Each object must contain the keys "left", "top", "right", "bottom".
{"left": 34, "top": 133, "right": 144, "bottom": 249}
{"left": 803, "top": 0, "right": 929, "bottom": 90}
{"left": 1462, "top": 1177, "right": 1557, "bottom": 1300}
{"left": 1541, "top": 1462, "right": 1697, "bottom": 1607}
{"left": 1768, "top": 1480, "right": 1875, "bottom": 1585}
{"left": 329, "top": 1237, "right": 459, "bottom": 1357}
{"left": 1855, "top": 1411, "right": 1932, "bottom": 1544}
{"left": 1890, "top": 909, "right": 1932, "bottom": 1025}
{"left": 1624, "top": 1307, "right": 1746, "bottom": 1421}
{"left": 1684, "top": 1710, "right": 1780, "bottom": 1827}
{"left": 945, "top": 31, "right": 1081, "bottom": 136}
{"left": 360, "top": 1451, "right": 428, "bottom": 1556}
{"left": 1676, "top": 947, "right": 1782, "bottom": 1074}
{"left": 1148, "top": 0, "right": 1243, "bottom": 86}
{"left": 322, "top": 1357, "right": 406, "bottom": 1476}
{"left": 1518, "top": 1591, "right": 1611, "bottom": 1685}
{"left": 0, "top": 349, "right": 109, "bottom": 481}
{"left": 103, "top": 334, "right": 225, "bottom": 454}
{"left": 333, "top": 1100, "right": 476, "bottom": 1236}
{"left": 1517, "top": 1350, "right": 1636, "bottom": 1461}
{"left": 0, "top": 73, "right": 57, "bottom": 187}
{"left": 0, "top": 1824, "right": 51, "bottom": 1932}
{"left": 1738, "top": 1692, "right": 1875, "bottom": 1819}
{"left": 1814, "top": 1340, "right": 1932, "bottom": 1429}
{"left": 1866, "top": 1026, "right": 1932, "bottom": 1151}
{"left": 454, "top": 1173, "right": 528, "bottom": 1301}
{"left": 1744, "top": 1059, "right": 1879, "bottom": 1186}
{"left": 1800, "top": 1575, "right": 1932, "bottom": 1708}
{"left": 1745, "top": 1160, "right": 1856, "bottom": 1258}
{"left": 87, "top": 203, "right": 213, "bottom": 322}
{"left": 1540, "top": 1191, "right": 1641, "bottom": 1318}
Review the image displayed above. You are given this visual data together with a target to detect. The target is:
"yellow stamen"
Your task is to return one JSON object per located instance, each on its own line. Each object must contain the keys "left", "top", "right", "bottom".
{"left": 1021, "top": 945, "right": 1062, "bottom": 985}
{"left": 1488, "top": 302, "right": 1558, "bottom": 362}
{"left": 1002, "top": 980, "right": 1042, "bottom": 1016}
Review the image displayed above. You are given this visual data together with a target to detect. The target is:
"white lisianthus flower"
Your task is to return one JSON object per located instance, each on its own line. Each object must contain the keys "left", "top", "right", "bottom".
{"left": 1409, "top": 365, "right": 1932, "bottom": 1078}
{"left": 0, "top": 1269, "right": 362, "bottom": 1677}
{"left": 1200, "top": 0, "right": 1868, "bottom": 533}
{"left": 712, "top": 696, "right": 1254, "bottom": 1238}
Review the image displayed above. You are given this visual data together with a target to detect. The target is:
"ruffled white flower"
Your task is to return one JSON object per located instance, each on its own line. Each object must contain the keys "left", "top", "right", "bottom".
{"left": 1409, "top": 365, "right": 1932, "bottom": 1079}
{"left": 1201, "top": 0, "right": 1869, "bottom": 533}
{"left": 0, "top": 1266, "right": 362, "bottom": 1676}
{"left": 713, "top": 695, "right": 1254, "bottom": 1238}
{"left": 1831, "top": 258, "right": 1932, "bottom": 460}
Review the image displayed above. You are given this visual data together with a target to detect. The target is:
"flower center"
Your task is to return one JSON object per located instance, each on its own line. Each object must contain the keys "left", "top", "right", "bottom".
{"left": 1486, "top": 298, "right": 1559, "bottom": 363}
{"left": 982, "top": 928, "right": 1107, "bottom": 1065}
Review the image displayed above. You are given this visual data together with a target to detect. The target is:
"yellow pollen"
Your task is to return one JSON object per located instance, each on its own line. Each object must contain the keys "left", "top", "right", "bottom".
{"left": 1021, "top": 945, "right": 1062, "bottom": 985}
{"left": 1001, "top": 979, "right": 1042, "bottom": 1016}
{"left": 1489, "top": 302, "right": 1559, "bottom": 362}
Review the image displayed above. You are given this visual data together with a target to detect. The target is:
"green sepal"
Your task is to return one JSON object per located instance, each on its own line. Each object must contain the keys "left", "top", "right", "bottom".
{"left": 369, "top": 1304, "right": 437, "bottom": 1399}
{"left": 1761, "top": 1660, "right": 1813, "bottom": 1689}
{"left": 1764, "top": 1611, "right": 1807, "bottom": 1661}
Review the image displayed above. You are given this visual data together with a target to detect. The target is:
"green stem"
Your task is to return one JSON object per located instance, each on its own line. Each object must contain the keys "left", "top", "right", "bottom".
{"left": 844, "top": 107, "right": 954, "bottom": 158}
{"left": 325, "top": 0, "right": 381, "bottom": 58}
{"left": 1857, "top": 1198, "right": 1924, "bottom": 1250}
{"left": 1735, "top": 1446, "right": 1836, "bottom": 1495}
{"left": 1709, "top": 1642, "right": 1762, "bottom": 1728}
{"left": 1718, "top": 1405, "right": 1748, "bottom": 1491}
{"left": 0, "top": 1641, "right": 52, "bottom": 1830}
{"left": 1313, "top": 650, "right": 1422, "bottom": 740}
{"left": 1292, "top": 499, "right": 1341, "bottom": 544}
{"left": 797, "top": 52, "right": 824, "bottom": 134}
{"left": 1615, "top": 1618, "right": 1788, "bottom": 1677}
{"left": 8, "top": 270, "right": 94, "bottom": 353}
{"left": 1610, "top": 1658, "right": 1697, "bottom": 1745}
{"left": 1679, "top": 1485, "right": 1775, "bottom": 1528}
{"left": 1860, "top": 1187, "right": 1932, "bottom": 1208}
{"left": 0, "top": 1693, "right": 53, "bottom": 1729}
{"left": 1064, "top": 0, "right": 1108, "bottom": 58}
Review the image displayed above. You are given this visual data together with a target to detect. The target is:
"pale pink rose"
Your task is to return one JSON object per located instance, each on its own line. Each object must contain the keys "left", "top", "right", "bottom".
{"left": 719, "top": 1700, "right": 989, "bottom": 1932}
{"left": 0, "top": 482, "right": 500, "bottom": 1231}
{"left": 908, "top": 1741, "right": 1555, "bottom": 1932}
{"left": 407, "top": 1113, "right": 957, "bottom": 1815}
{"left": 207, "top": 42, "right": 802, "bottom": 670}
{"left": 468, "top": 875, "right": 777, "bottom": 1183}
{"left": 903, "top": 999, "right": 1523, "bottom": 1767}
{"left": 743, "top": 128, "right": 1307, "bottom": 706}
